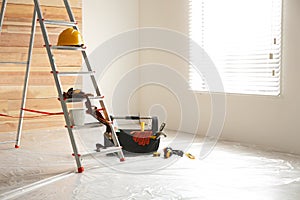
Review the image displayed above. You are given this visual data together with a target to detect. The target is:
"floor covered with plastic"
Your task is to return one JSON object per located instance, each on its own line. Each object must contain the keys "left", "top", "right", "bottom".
{"left": 1, "top": 128, "right": 300, "bottom": 200}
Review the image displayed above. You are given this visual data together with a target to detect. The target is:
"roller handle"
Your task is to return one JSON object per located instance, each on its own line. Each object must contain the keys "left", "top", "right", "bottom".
{"left": 111, "top": 115, "right": 152, "bottom": 120}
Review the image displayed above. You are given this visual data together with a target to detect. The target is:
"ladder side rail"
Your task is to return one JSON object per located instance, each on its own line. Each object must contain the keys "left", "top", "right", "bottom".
{"left": 63, "top": 0, "right": 102, "bottom": 97}
{"left": 33, "top": 0, "right": 83, "bottom": 172}
{"left": 0, "top": 0, "right": 7, "bottom": 31}
{"left": 108, "top": 123, "right": 124, "bottom": 158}
{"left": 15, "top": 8, "right": 37, "bottom": 148}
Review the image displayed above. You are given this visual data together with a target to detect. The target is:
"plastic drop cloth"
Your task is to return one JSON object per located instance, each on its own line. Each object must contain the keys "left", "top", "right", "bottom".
{"left": 1, "top": 128, "right": 300, "bottom": 200}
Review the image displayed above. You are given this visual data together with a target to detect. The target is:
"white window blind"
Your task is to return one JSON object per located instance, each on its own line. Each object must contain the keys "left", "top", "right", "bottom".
{"left": 189, "top": 0, "right": 282, "bottom": 95}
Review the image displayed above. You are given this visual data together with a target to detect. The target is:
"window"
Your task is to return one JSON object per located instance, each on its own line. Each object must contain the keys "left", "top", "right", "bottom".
{"left": 189, "top": 0, "right": 282, "bottom": 95}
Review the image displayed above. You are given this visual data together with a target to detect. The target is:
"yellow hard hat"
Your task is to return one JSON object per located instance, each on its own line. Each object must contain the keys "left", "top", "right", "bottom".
{"left": 57, "top": 28, "right": 84, "bottom": 46}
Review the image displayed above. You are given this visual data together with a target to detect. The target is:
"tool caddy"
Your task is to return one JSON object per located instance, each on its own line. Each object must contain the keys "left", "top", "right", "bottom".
{"left": 107, "top": 116, "right": 166, "bottom": 153}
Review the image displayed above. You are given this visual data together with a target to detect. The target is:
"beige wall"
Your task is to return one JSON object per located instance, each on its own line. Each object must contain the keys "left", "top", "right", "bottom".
{"left": 83, "top": 0, "right": 139, "bottom": 53}
{"left": 82, "top": 0, "right": 139, "bottom": 115}
{"left": 138, "top": 0, "right": 191, "bottom": 132}
{"left": 83, "top": 0, "right": 300, "bottom": 154}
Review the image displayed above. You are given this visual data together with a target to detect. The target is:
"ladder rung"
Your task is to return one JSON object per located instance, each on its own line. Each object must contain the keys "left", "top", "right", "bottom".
{"left": 0, "top": 61, "right": 27, "bottom": 65}
{"left": 43, "top": 20, "right": 77, "bottom": 27}
{"left": 81, "top": 146, "right": 123, "bottom": 157}
{"left": 52, "top": 71, "right": 95, "bottom": 76}
{"left": 50, "top": 45, "right": 86, "bottom": 51}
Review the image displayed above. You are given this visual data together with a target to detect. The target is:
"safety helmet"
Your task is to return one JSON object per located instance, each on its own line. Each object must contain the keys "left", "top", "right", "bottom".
{"left": 57, "top": 28, "right": 84, "bottom": 46}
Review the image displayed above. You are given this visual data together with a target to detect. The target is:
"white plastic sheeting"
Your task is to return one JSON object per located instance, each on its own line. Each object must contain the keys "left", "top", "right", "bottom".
{"left": 1, "top": 129, "right": 300, "bottom": 200}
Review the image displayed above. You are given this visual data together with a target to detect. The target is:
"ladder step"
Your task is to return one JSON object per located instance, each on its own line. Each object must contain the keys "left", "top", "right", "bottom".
{"left": 81, "top": 146, "right": 123, "bottom": 157}
{"left": 0, "top": 61, "right": 27, "bottom": 65}
{"left": 50, "top": 45, "right": 86, "bottom": 51}
{"left": 43, "top": 20, "right": 77, "bottom": 27}
{"left": 53, "top": 71, "right": 95, "bottom": 76}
